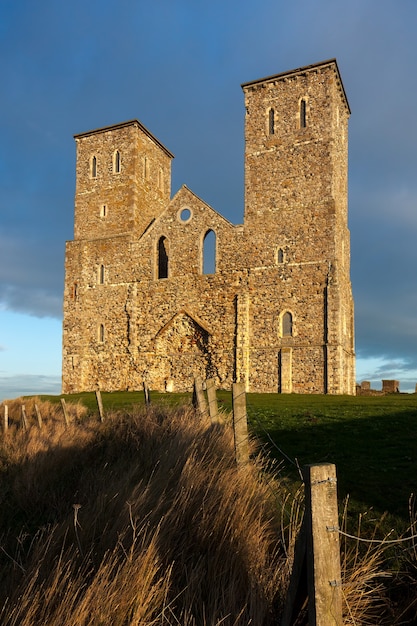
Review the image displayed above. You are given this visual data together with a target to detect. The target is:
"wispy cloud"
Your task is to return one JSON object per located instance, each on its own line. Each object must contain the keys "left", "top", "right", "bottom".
{"left": 0, "top": 374, "right": 61, "bottom": 402}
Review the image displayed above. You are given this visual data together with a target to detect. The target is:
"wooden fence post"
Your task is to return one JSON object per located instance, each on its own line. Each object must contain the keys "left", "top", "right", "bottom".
{"left": 206, "top": 378, "right": 219, "bottom": 423}
{"left": 95, "top": 390, "right": 104, "bottom": 422}
{"left": 3, "top": 405, "right": 8, "bottom": 433}
{"left": 143, "top": 381, "right": 151, "bottom": 409}
{"left": 193, "top": 376, "right": 209, "bottom": 419}
{"left": 34, "top": 403, "right": 43, "bottom": 430}
{"left": 21, "top": 405, "right": 28, "bottom": 431}
{"left": 304, "top": 463, "right": 342, "bottom": 626}
{"left": 232, "top": 382, "right": 249, "bottom": 465}
{"left": 60, "top": 398, "right": 70, "bottom": 427}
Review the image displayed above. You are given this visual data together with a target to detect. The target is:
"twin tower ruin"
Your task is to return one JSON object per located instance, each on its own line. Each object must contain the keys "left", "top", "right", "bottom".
{"left": 62, "top": 59, "right": 356, "bottom": 395}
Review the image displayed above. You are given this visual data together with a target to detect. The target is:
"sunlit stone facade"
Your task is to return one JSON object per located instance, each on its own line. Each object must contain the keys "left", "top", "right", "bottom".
{"left": 62, "top": 59, "right": 355, "bottom": 394}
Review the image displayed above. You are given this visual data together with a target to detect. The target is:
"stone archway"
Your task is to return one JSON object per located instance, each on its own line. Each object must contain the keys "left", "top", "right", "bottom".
{"left": 152, "top": 310, "right": 214, "bottom": 391}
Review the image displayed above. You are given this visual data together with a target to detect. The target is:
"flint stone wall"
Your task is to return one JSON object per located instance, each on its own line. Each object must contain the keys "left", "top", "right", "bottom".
{"left": 63, "top": 60, "right": 356, "bottom": 395}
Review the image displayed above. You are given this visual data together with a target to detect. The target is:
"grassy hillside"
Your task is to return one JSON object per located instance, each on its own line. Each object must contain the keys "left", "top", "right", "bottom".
{"left": 41, "top": 390, "right": 417, "bottom": 522}
{"left": 1, "top": 394, "right": 417, "bottom": 623}
{"left": 237, "top": 392, "right": 417, "bottom": 525}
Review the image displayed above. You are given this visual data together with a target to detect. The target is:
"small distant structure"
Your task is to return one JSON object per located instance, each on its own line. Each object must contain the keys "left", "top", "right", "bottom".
{"left": 356, "top": 380, "right": 400, "bottom": 396}
{"left": 382, "top": 380, "right": 399, "bottom": 394}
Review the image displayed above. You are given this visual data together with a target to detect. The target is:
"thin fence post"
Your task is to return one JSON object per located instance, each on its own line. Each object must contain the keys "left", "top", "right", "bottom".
{"left": 21, "top": 405, "right": 28, "bottom": 431}
{"left": 95, "top": 390, "right": 104, "bottom": 422}
{"left": 60, "top": 398, "right": 70, "bottom": 427}
{"left": 143, "top": 381, "right": 151, "bottom": 409}
{"left": 193, "top": 376, "right": 208, "bottom": 419}
{"left": 206, "top": 378, "right": 219, "bottom": 423}
{"left": 232, "top": 382, "right": 249, "bottom": 465}
{"left": 34, "top": 403, "right": 43, "bottom": 430}
{"left": 304, "top": 463, "right": 342, "bottom": 626}
{"left": 3, "top": 405, "right": 8, "bottom": 433}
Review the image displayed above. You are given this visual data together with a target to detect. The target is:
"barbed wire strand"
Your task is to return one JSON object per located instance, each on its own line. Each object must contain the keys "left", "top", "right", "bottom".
{"left": 337, "top": 528, "right": 417, "bottom": 545}
{"left": 245, "top": 400, "right": 301, "bottom": 472}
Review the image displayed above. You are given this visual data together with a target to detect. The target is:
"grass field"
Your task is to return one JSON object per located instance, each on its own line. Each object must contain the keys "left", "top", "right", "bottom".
{"left": 237, "top": 392, "right": 417, "bottom": 527}
{"left": 37, "top": 390, "right": 417, "bottom": 529}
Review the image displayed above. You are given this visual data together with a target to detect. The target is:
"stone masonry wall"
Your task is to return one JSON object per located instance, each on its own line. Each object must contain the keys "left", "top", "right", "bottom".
{"left": 62, "top": 59, "right": 356, "bottom": 395}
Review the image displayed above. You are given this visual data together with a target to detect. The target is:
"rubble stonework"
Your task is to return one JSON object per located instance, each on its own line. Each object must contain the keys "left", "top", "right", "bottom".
{"left": 62, "top": 59, "right": 356, "bottom": 394}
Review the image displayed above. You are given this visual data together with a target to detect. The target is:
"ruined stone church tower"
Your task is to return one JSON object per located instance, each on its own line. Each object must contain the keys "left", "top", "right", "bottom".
{"left": 62, "top": 59, "right": 356, "bottom": 394}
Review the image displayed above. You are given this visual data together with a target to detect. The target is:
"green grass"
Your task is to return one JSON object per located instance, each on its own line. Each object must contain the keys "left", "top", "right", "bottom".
{"left": 35, "top": 390, "right": 417, "bottom": 528}
{"left": 232, "top": 392, "right": 417, "bottom": 529}
{"left": 38, "top": 390, "right": 192, "bottom": 413}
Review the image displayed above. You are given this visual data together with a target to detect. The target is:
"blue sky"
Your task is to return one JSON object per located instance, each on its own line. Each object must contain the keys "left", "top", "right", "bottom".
{"left": 1, "top": 0, "right": 417, "bottom": 400}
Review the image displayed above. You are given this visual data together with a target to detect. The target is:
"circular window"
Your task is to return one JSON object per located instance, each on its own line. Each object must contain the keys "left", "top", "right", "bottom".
{"left": 179, "top": 208, "right": 192, "bottom": 222}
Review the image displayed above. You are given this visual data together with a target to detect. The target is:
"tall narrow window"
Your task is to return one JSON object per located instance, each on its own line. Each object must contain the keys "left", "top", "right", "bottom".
{"left": 202, "top": 229, "right": 216, "bottom": 274}
{"left": 282, "top": 311, "right": 293, "bottom": 337}
{"left": 300, "top": 99, "right": 307, "bottom": 128}
{"left": 144, "top": 156, "right": 149, "bottom": 179}
{"left": 99, "top": 264, "right": 105, "bottom": 284}
{"left": 158, "top": 236, "right": 169, "bottom": 279}
{"left": 277, "top": 248, "right": 284, "bottom": 264}
{"left": 269, "top": 108, "right": 275, "bottom": 135}
{"left": 99, "top": 323, "right": 105, "bottom": 343}
{"left": 91, "top": 156, "right": 97, "bottom": 178}
{"left": 113, "top": 150, "right": 121, "bottom": 173}
{"left": 158, "top": 168, "right": 164, "bottom": 191}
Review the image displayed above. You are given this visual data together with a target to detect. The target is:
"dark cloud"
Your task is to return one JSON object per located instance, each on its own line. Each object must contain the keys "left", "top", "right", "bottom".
{"left": 0, "top": 231, "right": 64, "bottom": 318}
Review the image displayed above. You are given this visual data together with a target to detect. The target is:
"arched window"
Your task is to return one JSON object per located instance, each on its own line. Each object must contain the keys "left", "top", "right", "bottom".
{"left": 277, "top": 248, "right": 284, "bottom": 264}
{"left": 98, "top": 323, "right": 105, "bottom": 343}
{"left": 268, "top": 108, "right": 275, "bottom": 135}
{"left": 158, "top": 236, "right": 169, "bottom": 279}
{"left": 91, "top": 155, "right": 97, "bottom": 178}
{"left": 113, "top": 150, "right": 121, "bottom": 173}
{"left": 98, "top": 264, "right": 105, "bottom": 284}
{"left": 300, "top": 99, "right": 307, "bottom": 128}
{"left": 282, "top": 311, "right": 293, "bottom": 337}
{"left": 202, "top": 229, "right": 216, "bottom": 274}
{"left": 143, "top": 156, "right": 149, "bottom": 179}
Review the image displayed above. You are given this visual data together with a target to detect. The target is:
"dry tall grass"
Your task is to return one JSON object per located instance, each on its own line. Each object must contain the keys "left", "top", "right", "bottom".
{"left": 0, "top": 401, "right": 286, "bottom": 625}
{"left": 0, "top": 398, "right": 414, "bottom": 624}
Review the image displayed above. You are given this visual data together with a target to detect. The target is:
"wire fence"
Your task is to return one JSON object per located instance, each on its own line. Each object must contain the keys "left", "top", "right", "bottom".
{"left": 2, "top": 383, "right": 417, "bottom": 552}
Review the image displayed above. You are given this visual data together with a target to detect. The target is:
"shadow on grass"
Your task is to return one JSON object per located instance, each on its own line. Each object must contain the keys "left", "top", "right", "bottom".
{"left": 247, "top": 400, "right": 417, "bottom": 526}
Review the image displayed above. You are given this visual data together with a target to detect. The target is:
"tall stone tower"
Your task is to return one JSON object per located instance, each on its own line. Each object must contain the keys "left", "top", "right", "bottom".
{"left": 73, "top": 120, "right": 173, "bottom": 240}
{"left": 241, "top": 59, "right": 355, "bottom": 393}
{"left": 63, "top": 121, "right": 174, "bottom": 392}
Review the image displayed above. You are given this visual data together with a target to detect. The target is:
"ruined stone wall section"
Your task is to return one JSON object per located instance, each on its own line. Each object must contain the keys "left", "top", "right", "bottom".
{"left": 143, "top": 185, "right": 240, "bottom": 278}
{"left": 63, "top": 234, "right": 136, "bottom": 392}
{"left": 235, "top": 292, "right": 250, "bottom": 389}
